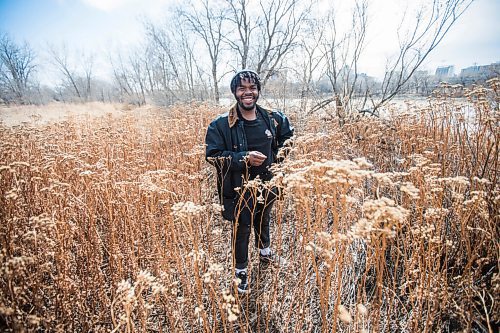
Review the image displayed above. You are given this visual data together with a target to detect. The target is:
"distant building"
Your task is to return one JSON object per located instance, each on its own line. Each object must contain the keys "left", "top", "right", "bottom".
{"left": 460, "top": 62, "right": 500, "bottom": 77}
{"left": 435, "top": 65, "right": 454, "bottom": 78}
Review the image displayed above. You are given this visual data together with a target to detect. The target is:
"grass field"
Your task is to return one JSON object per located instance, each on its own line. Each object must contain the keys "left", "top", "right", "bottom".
{"left": 0, "top": 80, "right": 498, "bottom": 332}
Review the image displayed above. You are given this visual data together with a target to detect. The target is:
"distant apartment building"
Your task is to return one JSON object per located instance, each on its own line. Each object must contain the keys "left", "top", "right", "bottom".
{"left": 460, "top": 62, "right": 500, "bottom": 77}
{"left": 435, "top": 65, "right": 454, "bottom": 78}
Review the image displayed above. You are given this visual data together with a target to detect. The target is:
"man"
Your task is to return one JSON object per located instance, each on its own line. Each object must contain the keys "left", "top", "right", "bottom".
{"left": 205, "top": 69, "right": 294, "bottom": 293}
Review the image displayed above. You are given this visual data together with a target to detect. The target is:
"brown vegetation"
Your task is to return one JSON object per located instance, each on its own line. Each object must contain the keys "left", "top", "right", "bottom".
{"left": 0, "top": 79, "right": 498, "bottom": 332}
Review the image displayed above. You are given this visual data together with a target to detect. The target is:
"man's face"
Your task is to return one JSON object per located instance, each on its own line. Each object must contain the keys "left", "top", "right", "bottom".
{"left": 235, "top": 78, "right": 259, "bottom": 111}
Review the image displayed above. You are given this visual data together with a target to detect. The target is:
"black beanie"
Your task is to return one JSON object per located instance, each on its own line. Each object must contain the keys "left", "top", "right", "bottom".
{"left": 230, "top": 69, "right": 261, "bottom": 94}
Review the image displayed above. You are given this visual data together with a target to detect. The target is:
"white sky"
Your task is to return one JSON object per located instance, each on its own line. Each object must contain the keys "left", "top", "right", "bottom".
{"left": 0, "top": 0, "right": 498, "bottom": 81}
{"left": 362, "top": 0, "right": 500, "bottom": 77}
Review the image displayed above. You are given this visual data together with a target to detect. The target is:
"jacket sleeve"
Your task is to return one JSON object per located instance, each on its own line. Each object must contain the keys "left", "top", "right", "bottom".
{"left": 205, "top": 119, "right": 248, "bottom": 171}
{"left": 273, "top": 111, "right": 294, "bottom": 162}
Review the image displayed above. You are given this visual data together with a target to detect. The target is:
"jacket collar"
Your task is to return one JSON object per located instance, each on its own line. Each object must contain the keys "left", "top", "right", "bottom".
{"left": 228, "top": 103, "right": 271, "bottom": 128}
{"left": 228, "top": 103, "right": 239, "bottom": 128}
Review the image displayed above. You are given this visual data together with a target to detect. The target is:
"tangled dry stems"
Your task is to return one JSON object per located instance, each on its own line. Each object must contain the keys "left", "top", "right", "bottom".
{"left": 0, "top": 79, "right": 498, "bottom": 332}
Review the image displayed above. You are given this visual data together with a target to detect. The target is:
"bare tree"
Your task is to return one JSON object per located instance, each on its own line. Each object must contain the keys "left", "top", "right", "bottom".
{"left": 48, "top": 44, "right": 84, "bottom": 100}
{"left": 174, "top": 20, "right": 213, "bottom": 101}
{"left": 224, "top": 0, "right": 255, "bottom": 69}
{"left": 47, "top": 44, "right": 97, "bottom": 102}
{"left": 311, "top": 0, "right": 368, "bottom": 121}
{"left": 128, "top": 50, "right": 148, "bottom": 105}
{"left": 292, "top": 17, "right": 327, "bottom": 112}
{"left": 179, "top": 0, "right": 227, "bottom": 103}
{"left": 144, "top": 17, "right": 209, "bottom": 102}
{"left": 82, "top": 52, "right": 94, "bottom": 101}
{"left": 143, "top": 12, "right": 215, "bottom": 103}
{"left": 145, "top": 23, "right": 183, "bottom": 94}
{"left": 222, "top": 0, "right": 313, "bottom": 90}
{"left": 16, "top": 0, "right": 472, "bottom": 108}
{"left": 254, "top": 0, "right": 312, "bottom": 87}
{"left": 0, "top": 34, "right": 37, "bottom": 104}
{"left": 373, "top": 0, "right": 474, "bottom": 114}
{"left": 311, "top": 0, "right": 473, "bottom": 120}
{"left": 110, "top": 51, "right": 134, "bottom": 99}
{"left": 176, "top": 23, "right": 210, "bottom": 101}
{"left": 109, "top": 47, "right": 149, "bottom": 105}
{"left": 408, "top": 70, "right": 432, "bottom": 95}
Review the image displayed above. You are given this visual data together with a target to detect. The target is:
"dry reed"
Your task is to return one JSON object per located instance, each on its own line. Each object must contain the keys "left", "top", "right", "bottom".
{"left": 0, "top": 79, "right": 498, "bottom": 332}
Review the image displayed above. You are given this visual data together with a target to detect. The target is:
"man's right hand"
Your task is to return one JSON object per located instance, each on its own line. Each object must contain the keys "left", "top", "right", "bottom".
{"left": 247, "top": 151, "right": 267, "bottom": 166}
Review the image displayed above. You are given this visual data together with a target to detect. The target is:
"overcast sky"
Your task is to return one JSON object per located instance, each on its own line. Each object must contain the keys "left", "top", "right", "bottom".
{"left": 1, "top": 0, "right": 499, "bottom": 81}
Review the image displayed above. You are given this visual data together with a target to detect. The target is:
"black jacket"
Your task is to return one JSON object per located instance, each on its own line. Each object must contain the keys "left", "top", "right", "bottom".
{"left": 205, "top": 103, "right": 294, "bottom": 220}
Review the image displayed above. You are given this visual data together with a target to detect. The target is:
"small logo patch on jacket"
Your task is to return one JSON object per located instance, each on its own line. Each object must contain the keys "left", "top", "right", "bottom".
{"left": 265, "top": 129, "right": 272, "bottom": 138}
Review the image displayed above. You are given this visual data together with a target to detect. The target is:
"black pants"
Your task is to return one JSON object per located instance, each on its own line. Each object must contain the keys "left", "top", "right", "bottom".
{"left": 232, "top": 186, "right": 278, "bottom": 269}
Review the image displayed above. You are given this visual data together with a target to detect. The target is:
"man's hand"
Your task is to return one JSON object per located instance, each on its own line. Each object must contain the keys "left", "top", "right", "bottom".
{"left": 247, "top": 151, "right": 267, "bottom": 166}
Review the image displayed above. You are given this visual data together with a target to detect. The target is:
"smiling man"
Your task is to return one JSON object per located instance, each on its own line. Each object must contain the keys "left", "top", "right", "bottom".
{"left": 205, "top": 69, "right": 294, "bottom": 293}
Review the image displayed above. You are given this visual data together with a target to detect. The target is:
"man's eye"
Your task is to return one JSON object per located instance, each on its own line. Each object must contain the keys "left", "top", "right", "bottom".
{"left": 237, "top": 86, "right": 257, "bottom": 92}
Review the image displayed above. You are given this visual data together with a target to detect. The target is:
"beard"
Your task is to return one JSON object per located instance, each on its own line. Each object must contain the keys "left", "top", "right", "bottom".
{"left": 236, "top": 93, "right": 259, "bottom": 111}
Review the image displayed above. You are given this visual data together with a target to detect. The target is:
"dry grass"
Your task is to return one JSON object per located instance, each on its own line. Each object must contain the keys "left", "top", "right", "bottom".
{"left": 0, "top": 79, "right": 498, "bottom": 332}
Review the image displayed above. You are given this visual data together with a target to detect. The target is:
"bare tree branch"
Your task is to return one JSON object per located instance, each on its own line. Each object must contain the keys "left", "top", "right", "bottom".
{"left": 179, "top": 0, "right": 227, "bottom": 103}
{"left": 311, "top": 0, "right": 473, "bottom": 122}
{"left": 0, "top": 34, "right": 37, "bottom": 103}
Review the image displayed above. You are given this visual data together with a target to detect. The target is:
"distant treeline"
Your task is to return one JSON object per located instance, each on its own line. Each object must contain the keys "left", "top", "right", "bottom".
{"left": 2, "top": 0, "right": 491, "bottom": 117}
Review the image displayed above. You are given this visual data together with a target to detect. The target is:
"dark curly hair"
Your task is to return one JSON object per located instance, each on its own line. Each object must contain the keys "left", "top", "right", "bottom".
{"left": 230, "top": 69, "right": 261, "bottom": 94}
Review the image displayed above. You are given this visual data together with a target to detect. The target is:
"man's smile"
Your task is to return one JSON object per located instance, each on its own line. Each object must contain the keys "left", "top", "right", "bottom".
{"left": 241, "top": 95, "right": 254, "bottom": 103}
